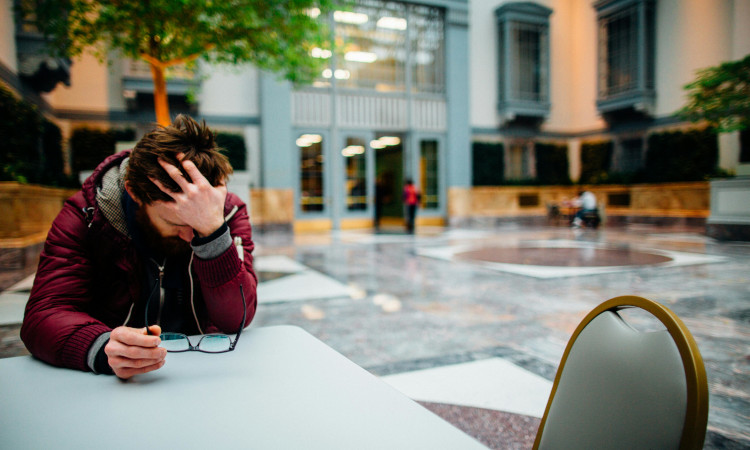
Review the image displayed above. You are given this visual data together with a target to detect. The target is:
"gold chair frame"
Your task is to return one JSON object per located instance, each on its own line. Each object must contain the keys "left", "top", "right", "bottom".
{"left": 533, "top": 295, "right": 709, "bottom": 450}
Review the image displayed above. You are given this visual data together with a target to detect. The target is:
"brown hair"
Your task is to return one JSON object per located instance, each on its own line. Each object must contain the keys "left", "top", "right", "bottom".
{"left": 125, "top": 114, "right": 233, "bottom": 204}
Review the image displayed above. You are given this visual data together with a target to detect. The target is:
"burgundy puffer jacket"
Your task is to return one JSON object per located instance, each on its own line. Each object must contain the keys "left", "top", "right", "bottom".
{"left": 21, "top": 151, "right": 258, "bottom": 371}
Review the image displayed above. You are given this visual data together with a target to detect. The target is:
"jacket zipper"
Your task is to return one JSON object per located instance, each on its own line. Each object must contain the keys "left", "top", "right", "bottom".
{"left": 152, "top": 258, "right": 166, "bottom": 326}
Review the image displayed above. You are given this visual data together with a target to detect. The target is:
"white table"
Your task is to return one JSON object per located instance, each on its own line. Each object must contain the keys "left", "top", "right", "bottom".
{"left": 0, "top": 325, "right": 486, "bottom": 449}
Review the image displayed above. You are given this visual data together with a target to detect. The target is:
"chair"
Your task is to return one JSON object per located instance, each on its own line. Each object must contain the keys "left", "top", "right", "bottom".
{"left": 533, "top": 296, "right": 708, "bottom": 450}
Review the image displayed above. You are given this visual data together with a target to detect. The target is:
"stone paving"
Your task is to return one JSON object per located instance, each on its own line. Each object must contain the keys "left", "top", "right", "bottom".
{"left": 1, "top": 224, "right": 749, "bottom": 449}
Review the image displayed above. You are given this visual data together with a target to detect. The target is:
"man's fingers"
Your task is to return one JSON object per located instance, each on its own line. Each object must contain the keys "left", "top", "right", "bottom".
{"left": 179, "top": 158, "right": 209, "bottom": 187}
{"left": 114, "top": 360, "right": 166, "bottom": 380}
{"left": 110, "top": 326, "right": 161, "bottom": 348}
{"left": 149, "top": 176, "right": 177, "bottom": 200}
{"left": 158, "top": 157, "right": 191, "bottom": 190}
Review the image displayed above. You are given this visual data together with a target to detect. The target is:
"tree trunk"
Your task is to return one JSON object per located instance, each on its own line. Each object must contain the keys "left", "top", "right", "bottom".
{"left": 149, "top": 63, "right": 171, "bottom": 126}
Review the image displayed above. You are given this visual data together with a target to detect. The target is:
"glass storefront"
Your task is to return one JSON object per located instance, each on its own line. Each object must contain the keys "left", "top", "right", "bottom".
{"left": 420, "top": 139, "right": 439, "bottom": 209}
{"left": 298, "top": 134, "right": 325, "bottom": 212}
{"left": 296, "top": 0, "right": 447, "bottom": 225}
{"left": 344, "top": 136, "right": 368, "bottom": 211}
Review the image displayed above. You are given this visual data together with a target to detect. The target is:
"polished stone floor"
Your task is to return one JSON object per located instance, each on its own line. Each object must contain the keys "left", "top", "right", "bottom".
{"left": 1, "top": 223, "right": 749, "bottom": 449}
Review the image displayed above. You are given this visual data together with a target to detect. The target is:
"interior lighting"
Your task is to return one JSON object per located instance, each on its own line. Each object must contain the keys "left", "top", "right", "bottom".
{"left": 344, "top": 51, "right": 378, "bottom": 63}
{"left": 307, "top": 8, "right": 321, "bottom": 18}
{"left": 370, "top": 140, "right": 386, "bottom": 149}
{"left": 334, "top": 69, "right": 351, "bottom": 80}
{"left": 379, "top": 136, "right": 401, "bottom": 146}
{"left": 296, "top": 137, "right": 313, "bottom": 147}
{"left": 334, "top": 11, "right": 368, "bottom": 24}
{"left": 376, "top": 16, "right": 407, "bottom": 30}
{"left": 341, "top": 145, "right": 365, "bottom": 157}
{"left": 300, "top": 134, "right": 323, "bottom": 143}
{"left": 311, "top": 47, "right": 332, "bottom": 59}
{"left": 322, "top": 68, "right": 333, "bottom": 78}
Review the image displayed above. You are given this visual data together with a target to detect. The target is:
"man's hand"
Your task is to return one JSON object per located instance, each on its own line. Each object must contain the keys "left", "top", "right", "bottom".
{"left": 151, "top": 153, "right": 227, "bottom": 237}
{"left": 105, "top": 325, "right": 167, "bottom": 379}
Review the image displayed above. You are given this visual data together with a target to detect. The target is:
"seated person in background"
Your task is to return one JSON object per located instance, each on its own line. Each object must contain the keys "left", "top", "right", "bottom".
{"left": 21, "top": 115, "right": 258, "bottom": 379}
{"left": 572, "top": 190, "right": 599, "bottom": 228}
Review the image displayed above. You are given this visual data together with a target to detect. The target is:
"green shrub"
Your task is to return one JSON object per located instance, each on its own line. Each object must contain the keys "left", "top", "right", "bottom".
{"left": 535, "top": 143, "right": 571, "bottom": 185}
{"left": 472, "top": 142, "right": 504, "bottom": 186}
{"left": 215, "top": 132, "right": 247, "bottom": 171}
{"left": 644, "top": 128, "right": 719, "bottom": 182}
{"left": 579, "top": 141, "right": 613, "bottom": 184}
{"left": 0, "top": 86, "right": 44, "bottom": 183}
{"left": 70, "top": 127, "right": 134, "bottom": 173}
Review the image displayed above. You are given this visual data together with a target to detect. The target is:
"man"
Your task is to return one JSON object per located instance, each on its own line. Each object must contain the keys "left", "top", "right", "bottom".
{"left": 21, "top": 115, "right": 257, "bottom": 379}
{"left": 572, "top": 190, "right": 599, "bottom": 228}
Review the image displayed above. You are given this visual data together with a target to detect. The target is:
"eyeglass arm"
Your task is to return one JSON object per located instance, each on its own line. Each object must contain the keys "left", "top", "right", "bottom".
{"left": 230, "top": 284, "right": 247, "bottom": 350}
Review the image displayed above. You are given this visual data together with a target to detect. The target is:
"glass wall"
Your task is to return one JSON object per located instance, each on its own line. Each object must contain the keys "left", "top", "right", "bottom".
{"left": 314, "top": 0, "right": 445, "bottom": 94}
{"left": 420, "top": 139, "right": 439, "bottom": 209}
{"left": 298, "top": 134, "right": 325, "bottom": 212}
{"left": 343, "top": 136, "right": 368, "bottom": 211}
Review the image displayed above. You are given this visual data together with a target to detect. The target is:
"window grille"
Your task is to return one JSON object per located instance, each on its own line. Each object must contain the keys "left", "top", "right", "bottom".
{"left": 595, "top": 0, "right": 655, "bottom": 112}
{"left": 495, "top": 3, "right": 552, "bottom": 120}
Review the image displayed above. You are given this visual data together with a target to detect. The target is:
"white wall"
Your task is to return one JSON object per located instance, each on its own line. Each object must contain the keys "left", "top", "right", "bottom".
{"left": 198, "top": 64, "right": 259, "bottom": 117}
{"left": 469, "top": 0, "right": 501, "bottom": 129}
{"left": 0, "top": 0, "right": 17, "bottom": 72}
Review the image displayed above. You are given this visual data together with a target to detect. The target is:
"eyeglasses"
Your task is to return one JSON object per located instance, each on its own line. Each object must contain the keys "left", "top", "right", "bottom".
{"left": 145, "top": 284, "right": 247, "bottom": 353}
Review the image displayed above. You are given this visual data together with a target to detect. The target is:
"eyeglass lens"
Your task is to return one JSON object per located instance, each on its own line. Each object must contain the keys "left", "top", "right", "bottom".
{"left": 159, "top": 332, "right": 233, "bottom": 353}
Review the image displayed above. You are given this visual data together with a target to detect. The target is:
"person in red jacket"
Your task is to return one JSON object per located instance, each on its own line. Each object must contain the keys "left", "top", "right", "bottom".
{"left": 402, "top": 178, "right": 421, "bottom": 234}
{"left": 21, "top": 115, "right": 258, "bottom": 379}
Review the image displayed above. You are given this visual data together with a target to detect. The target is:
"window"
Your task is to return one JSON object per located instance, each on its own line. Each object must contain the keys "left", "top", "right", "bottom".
{"left": 740, "top": 129, "right": 750, "bottom": 163}
{"left": 314, "top": 0, "right": 445, "bottom": 93}
{"left": 343, "top": 136, "right": 367, "bottom": 211}
{"left": 298, "top": 134, "right": 325, "bottom": 212}
{"left": 419, "top": 140, "right": 439, "bottom": 209}
{"left": 507, "top": 141, "right": 534, "bottom": 180}
{"left": 596, "top": 0, "right": 655, "bottom": 113}
{"left": 495, "top": 3, "right": 551, "bottom": 120}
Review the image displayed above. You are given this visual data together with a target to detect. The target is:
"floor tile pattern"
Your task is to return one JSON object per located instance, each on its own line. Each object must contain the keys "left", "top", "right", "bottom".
{"left": 1, "top": 225, "right": 749, "bottom": 448}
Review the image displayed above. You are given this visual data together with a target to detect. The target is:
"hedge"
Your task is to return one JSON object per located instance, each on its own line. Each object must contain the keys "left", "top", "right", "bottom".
{"left": 535, "top": 143, "right": 571, "bottom": 185}
{"left": 579, "top": 141, "right": 613, "bottom": 184}
{"left": 472, "top": 142, "right": 504, "bottom": 186}
{"left": 215, "top": 132, "right": 247, "bottom": 171}
{"left": 70, "top": 127, "right": 135, "bottom": 172}
{"left": 0, "top": 85, "right": 70, "bottom": 186}
{"left": 643, "top": 128, "right": 719, "bottom": 182}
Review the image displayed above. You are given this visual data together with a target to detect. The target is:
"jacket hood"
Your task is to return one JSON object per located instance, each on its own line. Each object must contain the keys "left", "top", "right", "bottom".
{"left": 82, "top": 150, "right": 132, "bottom": 237}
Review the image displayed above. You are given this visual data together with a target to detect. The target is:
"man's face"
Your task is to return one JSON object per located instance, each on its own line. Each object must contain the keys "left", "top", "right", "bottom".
{"left": 136, "top": 201, "right": 193, "bottom": 257}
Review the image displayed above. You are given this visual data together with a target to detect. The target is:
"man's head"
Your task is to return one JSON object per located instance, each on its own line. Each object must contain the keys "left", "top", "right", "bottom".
{"left": 125, "top": 115, "right": 233, "bottom": 252}
{"left": 126, "top": 114, "right": 232, "bottom": 204}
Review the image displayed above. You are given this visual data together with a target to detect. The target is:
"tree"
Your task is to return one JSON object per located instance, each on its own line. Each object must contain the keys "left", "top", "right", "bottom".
{"left": 18, "top": 0, "right": 336, "bottom": 125}
{"left": 680, "top": 54, "right": 750, "bottom": 133}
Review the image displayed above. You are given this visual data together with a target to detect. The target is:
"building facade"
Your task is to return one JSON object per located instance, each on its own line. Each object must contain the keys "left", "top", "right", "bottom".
{"left": 1, "top": 0, "right": 748, "bottom": 231}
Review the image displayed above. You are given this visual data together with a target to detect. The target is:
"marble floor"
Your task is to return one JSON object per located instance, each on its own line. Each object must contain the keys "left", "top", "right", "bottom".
{"left": 1, "top": 224, "right": 748, "bottom": 449}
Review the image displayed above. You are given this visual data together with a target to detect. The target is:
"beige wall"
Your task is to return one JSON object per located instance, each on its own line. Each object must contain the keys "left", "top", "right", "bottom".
{"left": 0, "top": 183, "right": 76, "bottom": 242}
{"left": 43, "top": 53, "right": 111, "bottom": 112}
{"left": 470, "top": 0, "right": 748, "bottom": 133}
{"left": 0, "top": 0, "right": 16, "bottom": 72}
{"left": 448, "top": 182, "right": 710, "bottom": 223}
{"left": 544, "top": 0, "right": 604, "bottom": 133}
{"left": 654, "top": 0, "right": 734, "bottom": 117}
